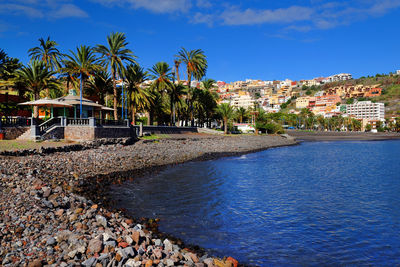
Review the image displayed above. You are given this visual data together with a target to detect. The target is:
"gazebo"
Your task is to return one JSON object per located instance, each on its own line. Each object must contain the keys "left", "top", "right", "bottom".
{"left": 19, "top": 90, "right": 113, "bottom": 119}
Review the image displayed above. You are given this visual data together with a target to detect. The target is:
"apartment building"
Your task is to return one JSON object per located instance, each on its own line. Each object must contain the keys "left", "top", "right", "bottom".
{"left": 231, "top": 92, "right": 255, "bottom": 110}
{"left": 328, "top": 73, "right": 353, "bottom": 82}
{"left": 296, "top": 96, "right": 314, "bottom": 109}
{"left": 346, "top": 101, "right": 385, "bottom": 120}
{"left": 396, "top": 70, "right": 400, "bottom": 75}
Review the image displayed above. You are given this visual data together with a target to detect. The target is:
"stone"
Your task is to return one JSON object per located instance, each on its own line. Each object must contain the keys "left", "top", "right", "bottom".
{"left": 154, "top": 239, "right": 162, "bottom": 247}
{"left": 88, "top": 238, "right": 103, "bottom": 254}
{"left": 123, "top": 246, "right": 136, "bottom": 257}
{"left": 213, "top": 259, "right": 233, "bottom": 267}
{"left": 187, "top": 253, "right": 199, "bottom": 263}
{"left": 145, "top": 260, "right": 153, "bottom": 267}
{"left": 42, "top": 187, "right": 51, "bottom": 198}
{"left": 28, "top": 260, "right": 42, "bottom": 267}
{"left": 163, "top": 239, "right": 173, "bottom": 252}
{"left": 226, "top": 257, "right": 238, "bottom": 267}
{"left": 96, "top": 215, "right": 107, "bottom": 227}
{"left": 131, "top": 231, "right": 140, "bottom": 245}
{"left": 46, "top": 237, "right": 56, "bottom": 246}
{"left": 203, "top": 258, "right": 214, "bottom": 267}
{"left": 166, "top": 259, "right": 174, "bottom": 266}
{"left": 82, "top": 257, "right": 97, "bottom": 267}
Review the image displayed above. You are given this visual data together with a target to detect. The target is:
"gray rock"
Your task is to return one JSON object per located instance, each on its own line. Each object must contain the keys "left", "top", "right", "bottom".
{"left": 82, "top": 257, "right": 97, "bottom": 267}
{"left": 46, "top": 237, "right": 56, "bottom": 246}
{"left": 96, "top": 215, "right": 107, "bottom": 227}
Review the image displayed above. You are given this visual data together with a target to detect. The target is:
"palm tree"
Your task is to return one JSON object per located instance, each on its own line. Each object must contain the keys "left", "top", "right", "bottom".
{"left": 148, "top": 62, "right": 173, "bottom": 125}
{"left": 236, "top": 107, "right": 248, "bottom": 123}
{"left": 62, "top": 45, "right": 101, "bottom": 118}
{"left": 216, "top": 103, "right": 234, "bottom": 134}
{"left": 173, "top": 59, "right": 182, "bottom": 82}
{"left": 28, "top": 37, "right": 62, "bottom": 72}
{"left": 176, "top": 48, "right": 208, "bottom": 126}
{"left": 95, "top": 32, "right": 137, "bottom": 119}
{"left": 86, "top": 70, "right": 113, "bottom": 105}
{"left": 169, "top": 82, "right": 187, "bottom": 125}
{"left": 125, "top": 64, "right": 153, "bottom": 125}
{"left": 16, "top": 60, "right": 59, "bottom": 118}
{"left": 202, "top": 78, "right": 216, "bottom": 91}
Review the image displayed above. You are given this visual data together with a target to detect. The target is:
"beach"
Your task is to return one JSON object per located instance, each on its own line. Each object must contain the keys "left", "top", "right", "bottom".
{"left": 0, "top": 135, "right": 297, "bottom": 266}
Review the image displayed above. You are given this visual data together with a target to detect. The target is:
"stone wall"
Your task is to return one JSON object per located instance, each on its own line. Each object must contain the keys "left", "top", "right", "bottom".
{"left": 2, "top": 126, "right": 29, "bottom": 140}
{"left": 140, "top": 126, "right": 198, "bottom": 134}
{"left": 64, "top": 126, "right": 95, "bottom": 141}
{"left": 94, "top": 127, "right": 135, "bottom": 139}
{"left": 65, "top": 126, "right": 135, "bottom": 141}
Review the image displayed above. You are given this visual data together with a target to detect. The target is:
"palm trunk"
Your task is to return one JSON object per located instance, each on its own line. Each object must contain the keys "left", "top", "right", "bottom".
{"left": 187, "top": 71, "right": 194, "bottom": 127}
{"left": 131, "top": 104, "right": 136, "bottom": 125}
{"left": 224, "top": 118, "right": 227, "bottom": 134}
{"left": 112, "top": 71, "right": 118, "bottom": 120}
{"left": 176, "top": 64, "right": 181, "bottom": 83}
{"left": 33, "top": 92, "right": 39, "bottom": 118}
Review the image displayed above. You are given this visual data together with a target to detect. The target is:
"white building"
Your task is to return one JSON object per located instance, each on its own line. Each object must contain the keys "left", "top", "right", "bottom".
{"left": 328, "top": 73, "right": 353, "bottom": 82}
{"left": 231, "top": 93, "right": 255, "bottom": 110}
{"left": 346, "top": 101, "right": 385, "bottom": 121}
{"left": 396, "top": 70, "right": 400, "bottom": 75}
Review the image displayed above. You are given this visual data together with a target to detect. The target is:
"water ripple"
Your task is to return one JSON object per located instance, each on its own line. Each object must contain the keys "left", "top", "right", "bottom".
{"left": 111, "top": 140, "right": 400, "bottom": 266}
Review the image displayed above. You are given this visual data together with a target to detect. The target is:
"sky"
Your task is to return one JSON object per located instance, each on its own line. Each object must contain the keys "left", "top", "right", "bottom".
{"left": 0, "top": 0, "right": 400, "bottom": 82}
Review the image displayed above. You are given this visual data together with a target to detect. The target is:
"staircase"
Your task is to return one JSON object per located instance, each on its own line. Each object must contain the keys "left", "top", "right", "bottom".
{"left": 16, "top": 128, "right": 32, "bottom": 140}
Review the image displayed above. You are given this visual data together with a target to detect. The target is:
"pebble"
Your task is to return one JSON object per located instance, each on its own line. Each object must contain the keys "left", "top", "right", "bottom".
{"left": 0, "top": 136, "right": 294, "bottom": 266}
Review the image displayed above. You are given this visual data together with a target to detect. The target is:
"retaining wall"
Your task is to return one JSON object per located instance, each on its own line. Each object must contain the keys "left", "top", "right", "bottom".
{"left": 2, "top": 126, "right": 29, "bottom": 140}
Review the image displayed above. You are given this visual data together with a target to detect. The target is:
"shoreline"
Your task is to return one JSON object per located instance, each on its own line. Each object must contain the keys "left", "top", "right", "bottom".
{"left": 286, "top": 130, "right": 400, "bottom": 141}
{"left": 0, "top": 135, "right": 297, "bottom": 266}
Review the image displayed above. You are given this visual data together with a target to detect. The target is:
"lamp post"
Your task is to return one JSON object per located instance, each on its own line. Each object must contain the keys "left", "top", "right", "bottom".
{"left": 80, "top": 73, "right": 83, "bottom": 118}
{"left": 171, "top": 71, "right": 176, "bottom": 126}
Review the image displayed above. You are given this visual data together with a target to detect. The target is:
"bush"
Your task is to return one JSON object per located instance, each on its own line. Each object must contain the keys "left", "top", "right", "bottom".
{"left": 256, "top": 122, "right": 285, "bottom": 134}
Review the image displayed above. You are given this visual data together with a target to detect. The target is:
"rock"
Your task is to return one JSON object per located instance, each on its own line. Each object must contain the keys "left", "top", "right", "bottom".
{"left": 123, "top": 246, "right": 136, "bottom": 257}
{"left": 55, "top": 209, "right": 64, "bottom": 216}
{"left": 88, "top": 238, "right": 103, "bottom": 254}
{"left": 154, "top": 239, "right": 162, "bottom": 247}
{"left": 42, "top": 187, "right": 51, "bottom": 198}
{"left": 166, "top": 259, "right": 174, "bottom": 266}
{"left": 96, "top": 215, "right": 107, "bottom": 227}
{"left": 46, "top": 237, "right": 56, "bottom": 246}
{"left": 188, "top": 253, "right": 199, "bottom": 263}
{"left": 203, "top": 258, "right": 214, "bottom": 267}
{"left": 82, "top": 257, "right": 97, "bottom": 267}
{"left": 145, "top": 260, "right": 153, "bottom": 267}
{"left": 131, "top": 231, "right": 140, "bottom": 245}
{"left": 163, "top": 239, "right": 173, "bottom": 252}
{"left": 28, "top": 260, "right": 42, "bottom": 267}
{"left": 213, "top": 258, "right": 233, "bottom": 267}
{"left": 226, "top": 257, "right": 238, "bottom": 267}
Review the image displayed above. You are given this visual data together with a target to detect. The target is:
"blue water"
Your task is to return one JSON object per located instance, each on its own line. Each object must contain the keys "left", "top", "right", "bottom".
{"left": 111, "top": 141, "right": 400, "bottom": 266}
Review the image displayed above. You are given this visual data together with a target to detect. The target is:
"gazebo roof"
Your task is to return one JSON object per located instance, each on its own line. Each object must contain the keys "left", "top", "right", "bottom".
{"left": 54, "top": 94, "right": 104, "bottom": 108}
{"left": 18, "top": 98, "right": 73, "bottom": 107}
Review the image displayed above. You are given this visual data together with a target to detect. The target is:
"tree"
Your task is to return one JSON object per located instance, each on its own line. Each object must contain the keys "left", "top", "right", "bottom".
{"left": 28, "top": 36, "right": 63, "bottom": 72}
{"left": 86, "top": 70, "right": 113, "bottom": 105}
{"left": 148, "top": 62, "right": 173, "bottom": 125}
{"left": 169, "top": 82, "right": 187, "bottom": 125}
{"left": 125, "top": 64, "right": 153, "bottom": 125}
{"left": 62, "top": 45, "right": 101, "bottom": 118}
{"left": 16, "top": 60, "right": 59, "bottom": 118}
{"left": 173, "top": 59, "right": 182, "bottom": 82}
{"left": 236, "top": 107, "right": 248, "bottom": 123}
{"left": 216, "top": 103, "right": 234, "bottom": 134}
{"left": 202, "top": 78, "right": 216, "bottom": 91}
{"left": 95, "top": 32, "right": 137, "bottom": 119}
{"left": 176, "top": 48, "right": 208, "bottom": 126}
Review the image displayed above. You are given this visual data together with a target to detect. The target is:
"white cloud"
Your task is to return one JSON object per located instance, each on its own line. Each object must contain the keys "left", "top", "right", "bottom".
{"left": 92, "top": 0, "right": 192, "bottom": 13}
{"left": 196, "top": 0, "right": 212, "bottom": 9}
{"left": 0, "top": 4, "right": 44, "bottom": 18}
{"left": 51, "top": 4, "right": 88, "bottom": 18}
{"left": 220, "top": 6, "right": 314, "bottom": 25}
{"left": 0, "top": 1, "right": 88, "bottom": 19}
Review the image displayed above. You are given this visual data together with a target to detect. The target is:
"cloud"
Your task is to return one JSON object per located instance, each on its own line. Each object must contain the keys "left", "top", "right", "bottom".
{"left": 220, "top": 6, "right": 314, "bottom": 25}
{"left": 0, "top": 1, "right": 88, "bottom": 19}
{"left": 0, "top": 4, "right": 43, "bottom": 18}
{"left": 196, "top": 0, "right": 212, "bottom": 9}
{"left": 191, "top": 1, "right": 400, "bottom": 31}
{"left": 51, "top": 4, "right": 88, "bottom": 18}
{"left": 92, "top": 0, "right": 192, "bottom": 13}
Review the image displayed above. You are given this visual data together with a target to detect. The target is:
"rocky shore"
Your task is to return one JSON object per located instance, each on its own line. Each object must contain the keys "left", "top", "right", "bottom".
{"left": 0, "top": 135, "right": 297, "bottom": 267}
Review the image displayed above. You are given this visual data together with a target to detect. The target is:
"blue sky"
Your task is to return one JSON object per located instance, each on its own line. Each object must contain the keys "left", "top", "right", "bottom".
{"left": 1, "top": 0, "right": 400, "bottom": 82}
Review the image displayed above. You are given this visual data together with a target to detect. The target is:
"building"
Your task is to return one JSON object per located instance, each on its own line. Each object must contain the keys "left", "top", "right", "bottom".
{"left": 346, "top": 101, "right": 385, "bottom": 121}
{"left": 328, "top": 73, "right": 353, "bottom": 82}
{"left": 396, "top": 70, "right": 400, "bottom": 75}
{"left": 296, "top": 96, "right": 314, "bottom": 109}
{"left": 231, "top": 92, "right": 255, "bottom": 110}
